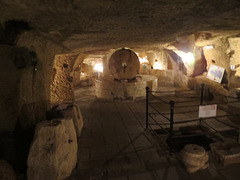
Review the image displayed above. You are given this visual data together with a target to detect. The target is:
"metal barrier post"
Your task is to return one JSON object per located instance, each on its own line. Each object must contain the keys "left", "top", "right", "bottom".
{"left": 146, "top": 87, "right": 149, "bottom": 129}
{"left": 200, "top": 83, "right": 205, "bottom": 123}
{"left": 169, "top": 100, "right": 175, "bottom": 156}
{"left": 200, "top": 83, "right": 205, "bottom": 105}
{"left": 238, "top": 129, "right": 240, "bottom": 143}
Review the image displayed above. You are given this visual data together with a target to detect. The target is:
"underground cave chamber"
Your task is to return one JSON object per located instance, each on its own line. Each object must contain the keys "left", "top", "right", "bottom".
{"left": 1, "top": 22, "right": 240, "bottom": 179}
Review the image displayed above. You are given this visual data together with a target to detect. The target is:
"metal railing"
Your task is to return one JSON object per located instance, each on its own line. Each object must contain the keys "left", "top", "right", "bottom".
{"left": 146, "top": 84, "right": 240, "bottom": 155}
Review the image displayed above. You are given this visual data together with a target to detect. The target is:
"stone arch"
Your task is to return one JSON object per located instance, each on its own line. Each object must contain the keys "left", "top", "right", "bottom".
{"left": 71, "top": 54, "right": 88, "bottom": 87}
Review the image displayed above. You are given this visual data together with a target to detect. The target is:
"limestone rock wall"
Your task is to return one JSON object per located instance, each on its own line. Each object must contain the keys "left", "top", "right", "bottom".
{"left": 166, "top": 51, "right": 189, "bottom": 87}
{"left": 50, "top": 54, "right": 77, "bottom": 106}
{"left": 151, "top": 70, "right": 174, "bottom": 86}
{"left": 2, "top": 0, "right": 240, "bottom": 52}
{"left": 228, "top": 37, "right": 240, "bottom": 88}
{"left": 18, "top": 32, "right": 65, "bottom": 125}
{"left": 0, "top": 31, "right": 65, "bottom": 131}
{"left": 202, "top": 36, "right": 240, "bottom": 90}
{"left": 203, "top": 37, "right": 230, "bottom": 86}
{"left": 0, "top": 45, "right": 25, "bottom": 131}
{"left": 72, "top": 54, "right": 87, "bottom": 87}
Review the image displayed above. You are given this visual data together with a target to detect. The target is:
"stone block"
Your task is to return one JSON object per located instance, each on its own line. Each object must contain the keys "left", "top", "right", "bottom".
{"left": 0, "top": 160, "right": 16, "bottom": 180}
{"left": 210, "top": 140, "right": 240, "bottom": 166}
{"left": 60, "top": 104, "right": 84, "bottom": 137}
{"left": 27, "top": 118, "right": 78, "bottom": 180}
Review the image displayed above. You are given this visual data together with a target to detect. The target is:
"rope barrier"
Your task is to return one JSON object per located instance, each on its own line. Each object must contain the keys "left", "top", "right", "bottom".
{"left": 148, "top": 101, "right": 167, "bottom": 105}
{"left": 149, "top": 104, "right": 170, "bottom": 121}
{"left": 149, "top": 88, "right": 201, "bottom": 93}
{"left": 171, "top": 132, "right": 214, "bottom": 139}
{"left": 173, "top": 118, "right": 200, "bottom": 124}
{"left": 148, "top": 118, "right": 170, "bottom": 135}
{"left": 214, "top": 118, "right": 239, "bottom": 130}
{"left": 159, "top": 109, "right": 199, "bottom": 115}
{"left": 149, "top": 92, "right": 170, "bottom": 104}
{"left": 201, "top": 120, "right": 218, "bottom": 133}
{"left": 227, "top": 100, "right": 240, "bottom": 104}
{"left": 148, "top": 115, "right": 170, "bottom": 126}
{"left": 145, "top": 84, "right": 240, "bottom": 155}
{"left": 210, "top": 91, "right": 240, "bottom": 99}
{"left": 174, "top": 104, "right": 200, "bottom": 108}
{"left": 217, "top": 106, "right": 233, "bottom": 114}
{"left": 174, "top": 98, "right": 200, "bottom": 104}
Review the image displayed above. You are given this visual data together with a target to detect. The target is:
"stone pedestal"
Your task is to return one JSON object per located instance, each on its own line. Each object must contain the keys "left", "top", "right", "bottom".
{"left": 95, "top": 75, "right": 158, "bottom": 100}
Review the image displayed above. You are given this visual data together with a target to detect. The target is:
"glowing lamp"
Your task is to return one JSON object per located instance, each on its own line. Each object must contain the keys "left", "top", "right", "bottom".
{"left": 94, "top": 63, "right": 103, "bottom": 72}
{"left": 204, "top": 45, "right": 214, "bottom": 50}
{"left": 153, "top": 61, "right": 163, "bottom": 70}
{"left": 139, "top": 56, "right": 149, "bottom": 64}
{"left": 173, "top": 50, "right": 195, "bottom": 66}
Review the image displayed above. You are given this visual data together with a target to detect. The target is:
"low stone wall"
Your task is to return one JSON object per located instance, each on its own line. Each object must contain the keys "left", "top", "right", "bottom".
{"left": 210, "top": 140, "right": 240, "bottom": 166}
{"left": 50, "top": 54, "right": 77, "bottom": 106}
{"left": 95, "top": 75, "right": 158, "bottom": 100}
{"left": 151, "top": 69, "right": 174, "bottom": 86}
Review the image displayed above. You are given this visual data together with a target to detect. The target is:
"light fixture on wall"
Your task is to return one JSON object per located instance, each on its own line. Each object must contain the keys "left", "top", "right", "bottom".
{"left": 230, "top": 65, "right": 236, "bottom": 70}
{"left": 230, "top": 64, "right": 240, "bottom": 71}
{"left": 204, "top": 45, "right": 214, "bottom": 50}
{"left": 153, "top": 60, "right": 163, "bottom": 70}
{"left": 173, "top": 50, "right": 195, "bottom": 66}
{"left": 138, "top": 56, "right": 149, "bottom": 64}
{"left": 94, "top": 63, "right": 103, "bottom": 72}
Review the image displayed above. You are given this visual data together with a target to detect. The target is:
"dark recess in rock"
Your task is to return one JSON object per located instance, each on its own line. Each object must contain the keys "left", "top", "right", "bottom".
{"left": 63, "top": 63, "right": 68, "bottom": 68}
{"left": 13, "top": 47, "right": 38, "bottom": 69}
{"left": 2, "top": 20, "right": 31, "bottom": 45}
{"left": 13, "top": 121, "right": 35, "bottom": 174}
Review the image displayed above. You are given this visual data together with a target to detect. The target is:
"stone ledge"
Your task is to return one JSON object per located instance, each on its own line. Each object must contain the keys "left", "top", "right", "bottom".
{"left": 210, "top": 140, "right": 240, "bottom": 166}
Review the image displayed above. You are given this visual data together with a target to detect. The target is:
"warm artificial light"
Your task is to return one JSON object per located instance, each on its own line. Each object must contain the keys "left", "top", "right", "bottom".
{"left": 204, "top": 45, "right": 214, "bottom": 50}
{"left": 230, "top": 65, "right": 236, "bottom": 70}
{"left": 173, "top": 50, "right": 195, "bottom": 66}
{"left": 94, "top": 63, "right": 103, "bottom": 72}
{"left": 153, "top": 61, "right": 163, "bottom": 70}
{"left": 139, "top": 56, "right": 149, "bottom": 64}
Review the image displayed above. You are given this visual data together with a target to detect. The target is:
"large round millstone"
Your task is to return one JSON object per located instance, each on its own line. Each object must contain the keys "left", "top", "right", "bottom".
{"left": 180, "top": 144, "right": 209, "bottom": 173}
{"left": 108, "top": 48, "right": 140, "bottom": 80}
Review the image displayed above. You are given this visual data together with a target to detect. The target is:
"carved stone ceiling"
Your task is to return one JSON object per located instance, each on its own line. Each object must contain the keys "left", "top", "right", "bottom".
{"left": 1, "top": 0, "right": 240, "bottom": 52}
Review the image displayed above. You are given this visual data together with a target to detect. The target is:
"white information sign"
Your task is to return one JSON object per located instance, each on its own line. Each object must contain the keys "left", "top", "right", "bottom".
{"left": 206, "top": 64, "right": 225, "bottom": 83}
{"left": 199, "top": 104, "right": 217, "bottom": 118}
